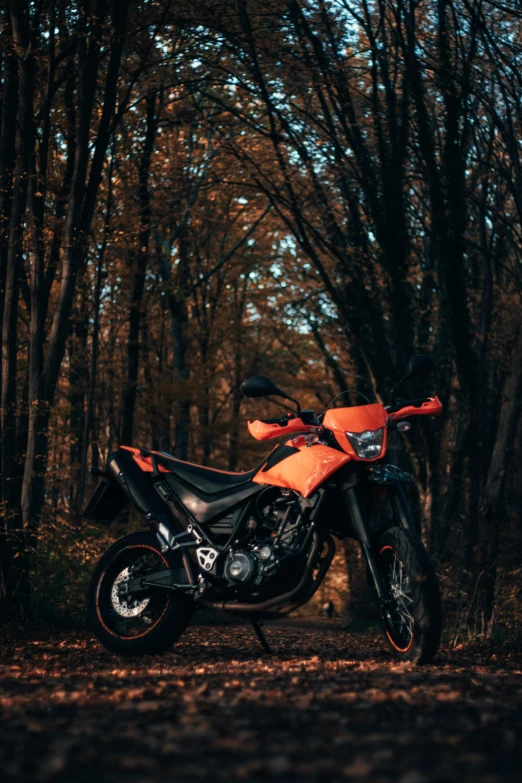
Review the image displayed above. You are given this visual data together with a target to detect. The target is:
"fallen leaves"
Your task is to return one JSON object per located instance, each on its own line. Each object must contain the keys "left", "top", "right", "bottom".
{"left": 0, "top": 619, "right": 521, "bottom": 782}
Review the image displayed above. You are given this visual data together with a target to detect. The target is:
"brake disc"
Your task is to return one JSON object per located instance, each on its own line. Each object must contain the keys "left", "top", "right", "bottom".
{"left": 110, "top": 567, "right": 151, "bottom": 618}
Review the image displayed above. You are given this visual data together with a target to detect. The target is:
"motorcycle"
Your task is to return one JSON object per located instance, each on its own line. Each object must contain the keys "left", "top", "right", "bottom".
{"left": 84, "top": 355, "right": 443, "bottom": 662}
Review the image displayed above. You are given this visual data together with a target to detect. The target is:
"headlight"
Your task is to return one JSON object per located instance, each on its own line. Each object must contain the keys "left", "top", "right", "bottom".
{"left": 345, "top": 428, "right": 384, "bottom": 459}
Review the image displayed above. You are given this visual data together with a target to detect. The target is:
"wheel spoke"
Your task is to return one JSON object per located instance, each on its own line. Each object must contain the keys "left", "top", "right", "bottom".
{"left": 385, "top": 551, "right": 414, "bottom": 647}
{"left": 98, "top": 545, "right": 169, "bottom": 639}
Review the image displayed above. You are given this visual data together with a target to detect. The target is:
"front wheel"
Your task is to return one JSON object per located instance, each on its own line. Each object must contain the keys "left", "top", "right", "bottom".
{"left": 87, "top": 531, "right": 193, "bottom": 656}
{"left": 377, "top": 527, "right": 441, "bottom": 664}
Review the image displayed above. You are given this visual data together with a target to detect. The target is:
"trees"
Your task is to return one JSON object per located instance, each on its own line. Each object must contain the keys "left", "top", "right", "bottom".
{"left": 1, "top": 0, "right": 139, "bottom": 612}
{"left": 1, "top": 0, "right": 521, "bottom": 634}
{"left": 201, "top": 0, "right": 522, "bottom": 632}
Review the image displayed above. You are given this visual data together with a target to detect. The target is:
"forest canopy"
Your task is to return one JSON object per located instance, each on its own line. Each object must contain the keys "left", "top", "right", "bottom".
{"left": 1, "top": 0, "right": 521, "bottom": 637}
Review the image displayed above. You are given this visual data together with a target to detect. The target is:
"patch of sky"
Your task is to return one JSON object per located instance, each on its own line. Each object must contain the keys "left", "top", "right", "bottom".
{"left": 288, "top": 134, "right": 332, "bottom": 177}
{"left": 288, "top": 149, "right": 301, "bottom": 167}
{"left": 306, "top": 1, "right": 360, "bottom": 46}
{"left": 246, "top": 302, "right": 262, "bottom": 322}
{"left": 278, "top": 235, "right": 298, "bottom": 257}
{"left": 54, "top": 131, "right": 67, "bottom": 152}
{"left": 290, "top": 313, "right": 312, "bottom": 334}
{"left": 316, "top": 296, "right": 338, "bottom": 322}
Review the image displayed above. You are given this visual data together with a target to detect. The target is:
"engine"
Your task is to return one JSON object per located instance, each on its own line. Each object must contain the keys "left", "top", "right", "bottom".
{"left": 221, "top": 487, "right": 310, "bottom": 589}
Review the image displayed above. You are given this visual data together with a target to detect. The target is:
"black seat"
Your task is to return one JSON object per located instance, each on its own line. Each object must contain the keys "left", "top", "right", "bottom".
{"left": 151, "top": 447, "right": 294, "bottom": 525}
{"left": 156, "top": 452, "right": 264, "bottom": 495}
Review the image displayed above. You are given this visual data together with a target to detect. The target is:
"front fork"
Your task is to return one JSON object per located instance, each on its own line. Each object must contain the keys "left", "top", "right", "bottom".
{"left": 344, "top": 486, "right": 392, "bottom": 610}
{"left": 344, "top": 484, "right": 418, "bottom": 620}
{"left": 387, "top": 483, "right": 416, "bottom": 534}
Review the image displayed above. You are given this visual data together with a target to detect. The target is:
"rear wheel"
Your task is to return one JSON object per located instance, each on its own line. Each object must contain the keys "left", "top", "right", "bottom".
{"left": 87, "top": 531, "right": 193, "bottom": 656}
{"left": 377, "top": 526, "right": 441, "bottom": 664}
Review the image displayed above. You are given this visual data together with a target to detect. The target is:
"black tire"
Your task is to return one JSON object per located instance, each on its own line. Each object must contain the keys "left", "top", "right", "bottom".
{"left": 376, "top": 526, "right": 441, "bottom": 664}
{"left": 87, "top": 531, "right": 193, "bottom": 656}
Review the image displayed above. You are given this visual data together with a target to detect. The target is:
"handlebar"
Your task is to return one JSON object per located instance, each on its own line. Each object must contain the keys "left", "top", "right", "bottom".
{"left": 260, "top": 410, "right": 316, "bottom": 426}
{"left": 261, "top": 399, "right": 437, "bottom": 422}
{"left": 250, "top": 396, "right": 441, "bottom": 441}
{"left": 385, "top": 397, "right": 431, "bottom": 414}
{"left": 260, "top": 414, "right": 294, "bottom": 426}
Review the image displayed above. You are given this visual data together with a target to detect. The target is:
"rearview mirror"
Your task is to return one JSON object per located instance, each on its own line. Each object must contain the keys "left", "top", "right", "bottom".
{"left": 391, "top": 354, "right": 434, "bottom": 400}
{"left": 242, "top": 376, "right": 288, "bottom": 399}
{"left": 242, "top": 376, "right": 301, "bottom": 415}
{"left": 407, "top": 355, "right": 433, "bottom": 378}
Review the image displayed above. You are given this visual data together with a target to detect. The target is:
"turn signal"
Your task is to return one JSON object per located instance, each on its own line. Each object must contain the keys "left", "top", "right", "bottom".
{"left": 290, "top": 433, "right": 320, "bottom": 448}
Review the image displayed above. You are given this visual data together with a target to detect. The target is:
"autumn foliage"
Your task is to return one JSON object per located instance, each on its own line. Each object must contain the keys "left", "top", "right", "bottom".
{"left": 0, "top": 1, "right": 521, "bottom": 639}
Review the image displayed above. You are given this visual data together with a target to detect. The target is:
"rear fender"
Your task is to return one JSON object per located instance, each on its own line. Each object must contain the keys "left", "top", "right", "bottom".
{"left": 103, "top": 449, "right": 179, "bottom": 538}
{"left": 120, "top": 445, "right": 171, "bottom": 473}
{"left": 82, "top": 476, "right": 128, "bottom": 526}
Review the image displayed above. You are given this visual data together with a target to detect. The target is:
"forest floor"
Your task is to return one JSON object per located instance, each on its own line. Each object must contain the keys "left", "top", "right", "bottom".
{"left": 1, "top": 618, "right": 521, "bottom": 783}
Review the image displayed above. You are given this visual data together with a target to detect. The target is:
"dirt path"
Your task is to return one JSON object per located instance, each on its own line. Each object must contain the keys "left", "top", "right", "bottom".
{"left": 1, "top": 620, "right": 521, "bottom": 782}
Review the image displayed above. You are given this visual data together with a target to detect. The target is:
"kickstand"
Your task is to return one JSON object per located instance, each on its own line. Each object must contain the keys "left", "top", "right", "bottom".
{"left": 251, "top": 619, "right": 274, "bottom": 655}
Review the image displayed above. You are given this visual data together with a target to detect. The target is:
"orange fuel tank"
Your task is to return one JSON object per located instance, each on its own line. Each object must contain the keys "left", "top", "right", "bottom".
{"left": 252, "top": 443, "right": 351, "bottom": 497}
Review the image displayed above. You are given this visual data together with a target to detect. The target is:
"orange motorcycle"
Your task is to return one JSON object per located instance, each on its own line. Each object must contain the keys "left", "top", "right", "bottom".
{"left": 85, "top": 355, "right": 442, "bottom": 662}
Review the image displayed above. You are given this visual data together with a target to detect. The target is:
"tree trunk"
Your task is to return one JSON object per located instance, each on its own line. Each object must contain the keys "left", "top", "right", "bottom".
{"left": 68, "top": 294, "right": 88, "bottom": 512}
{"left": 0, "top": 5, "right": 18, "bottom": 515}
{"left": 167, "top": 232, "right": 191, "bottom": 461}
{"left": 478, "top": 322, "right": 522, "bottom": 635}
{"left": 1, "top": 0, "right": 35, "bottom": 614}
{"left": 121, "top": 92, "right": 156, "bottom": 445}
{"left": 229, "top": 309, "right": 244, "bottom": 471}
{"left": 79, "top": 199, "right": 112, "bottom": 504}
{"left": 21, "top": 0, "right": 129, "bottom": 541}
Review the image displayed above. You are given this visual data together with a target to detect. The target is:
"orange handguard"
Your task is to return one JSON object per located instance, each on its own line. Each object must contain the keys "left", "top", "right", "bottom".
{"left": 388, "top": 396, "right": 443, "bottom": 424}
{"left": 248, "top": 417, "right": 323, "bottom": 441}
